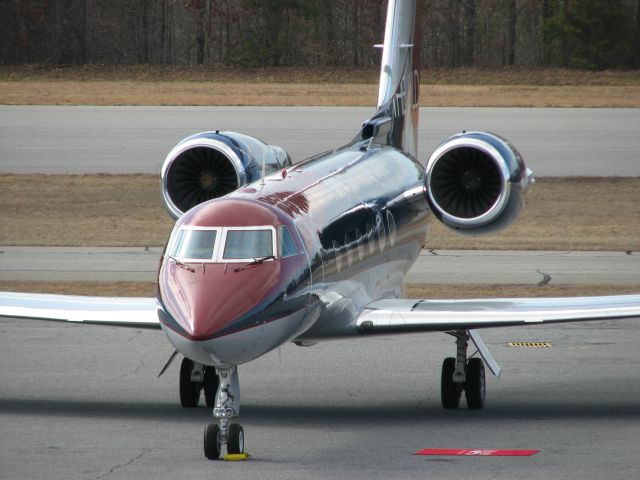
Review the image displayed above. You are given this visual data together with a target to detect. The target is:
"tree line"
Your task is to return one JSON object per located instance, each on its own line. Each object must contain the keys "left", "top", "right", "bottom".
{"left": 3, "top": 0, "right": 639, "bottom": 70}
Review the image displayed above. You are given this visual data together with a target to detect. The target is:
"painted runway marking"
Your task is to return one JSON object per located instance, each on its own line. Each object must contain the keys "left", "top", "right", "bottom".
{"left": 508, "top": 342, "right": 552, "bottom": 348}
{"left": 415, "top": 449, "right": 539, "bottom": 457}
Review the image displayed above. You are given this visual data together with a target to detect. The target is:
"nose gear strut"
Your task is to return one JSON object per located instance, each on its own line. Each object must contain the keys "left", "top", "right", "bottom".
{"left": 204, "top": 366, "right": 245, "bottom": 459}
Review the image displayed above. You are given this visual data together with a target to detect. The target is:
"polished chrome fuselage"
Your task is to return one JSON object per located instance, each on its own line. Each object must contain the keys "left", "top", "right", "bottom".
{"left": 157, "top": 142, "right": 430, "bottom": 367}
{"left": 156, "top": 0, "right": 428, "bottom": 367}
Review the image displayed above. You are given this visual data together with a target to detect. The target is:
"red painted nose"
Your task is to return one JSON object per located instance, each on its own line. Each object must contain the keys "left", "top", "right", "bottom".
{"left": 159, "top": 259, "right": 282, "bottom": 340}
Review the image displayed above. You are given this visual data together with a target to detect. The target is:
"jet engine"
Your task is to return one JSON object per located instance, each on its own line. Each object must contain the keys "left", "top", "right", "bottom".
{"left": 424, "top": 131, "right": 534, "bottom": 235}
{"left": 161, "top": 131, "right": 292, "bottom": 219}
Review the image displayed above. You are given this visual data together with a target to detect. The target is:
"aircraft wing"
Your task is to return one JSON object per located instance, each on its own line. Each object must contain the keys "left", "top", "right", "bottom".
{"left": 357, "top": 295, "right": 640, "bottom": 334}
{"left": 0, "top": 291, "right": 160, "bottom": 329}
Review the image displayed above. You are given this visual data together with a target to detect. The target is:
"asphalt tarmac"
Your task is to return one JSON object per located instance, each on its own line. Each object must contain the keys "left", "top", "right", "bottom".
{"left": 1, "top": 106, "right": 639, "bottom": 176}
{"left": 1, "top": 314, "right": 640, "bottom": 480}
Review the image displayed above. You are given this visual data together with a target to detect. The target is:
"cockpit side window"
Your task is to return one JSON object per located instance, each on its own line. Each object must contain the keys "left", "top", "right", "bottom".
{"left": 171, "top": 229, "right": 217, "bottom": 259}
{"left": 279, "top": 226, "right": 298, "bottom": 258}
{"left": 223, "top": 229, "right": 273, "bottom": 260}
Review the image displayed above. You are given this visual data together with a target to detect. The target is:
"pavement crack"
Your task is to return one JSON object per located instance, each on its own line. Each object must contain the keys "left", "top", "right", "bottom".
{"left": 94, "top": 448, "right": 150, "bottom": 479}
{"left": 427, "top": 249, "right": 439, "bottom": 256}
{"left": 536, "top": 269, "right": 552, "bottom": 286}
{"left": 131, "top": 360, "right": 145, "bottom": 375}
{"left": 127, "top": 329, "right": 143, "bottom": 341}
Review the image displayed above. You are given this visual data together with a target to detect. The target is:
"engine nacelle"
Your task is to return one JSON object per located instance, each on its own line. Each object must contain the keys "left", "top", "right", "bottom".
{"left": 161, "top": 131, "right": 292, "bottom": 219}
{"left": 424, "top": 131, "right": 534, "bottom": 235}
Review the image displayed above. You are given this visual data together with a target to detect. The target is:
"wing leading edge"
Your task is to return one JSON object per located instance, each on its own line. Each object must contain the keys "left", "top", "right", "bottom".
{"left": 0, "top": 291, "right": 160, "bottom": 329}
{"left": 357, "top": 295, "right": 640, "bottom": 335}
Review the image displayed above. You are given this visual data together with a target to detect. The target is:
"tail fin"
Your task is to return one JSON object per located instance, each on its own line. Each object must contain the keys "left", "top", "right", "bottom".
{"left": 356, "top": 0, "right": 421, "bottom": 159}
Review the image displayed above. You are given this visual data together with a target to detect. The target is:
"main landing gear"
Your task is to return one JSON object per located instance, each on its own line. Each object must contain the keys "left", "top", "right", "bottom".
{"left": 204, "top": 366, "right": 245, "bottom": 460}
{"left": 441, "top": 330, "right": 486, "bottom": 410}
{"left": 179, "top": 357, "right": 219, "bottom": 408}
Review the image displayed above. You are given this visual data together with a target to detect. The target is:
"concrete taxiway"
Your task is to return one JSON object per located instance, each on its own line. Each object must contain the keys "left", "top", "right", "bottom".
{"left": 1, "top": 246, "right": 639, "bottom": 285}
{"left": 1, "top": 106, "right": 639, "bottom": 176}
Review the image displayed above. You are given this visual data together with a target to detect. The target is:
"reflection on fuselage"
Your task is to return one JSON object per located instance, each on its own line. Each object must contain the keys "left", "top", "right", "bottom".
{"left": 158, "top": 143, "right": 432, "bottom": 365}
{"left": 325, "top": 209, "right": 395, "bottom": 274}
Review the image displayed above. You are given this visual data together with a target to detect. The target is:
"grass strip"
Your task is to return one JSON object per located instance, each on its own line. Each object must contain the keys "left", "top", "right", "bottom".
{"left": 1, "top": 175, "right": 638, "bottom": 251}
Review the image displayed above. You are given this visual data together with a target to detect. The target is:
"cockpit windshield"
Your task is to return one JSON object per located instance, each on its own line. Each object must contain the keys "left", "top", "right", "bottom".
{"left": 168, "top": 226, "right": 281, "bottom": 262}
{"left": 223, "top": 229, "right": 272, "bottom": 260}
{"left": 171, "top": 229, "right": 217, "bottom": 259}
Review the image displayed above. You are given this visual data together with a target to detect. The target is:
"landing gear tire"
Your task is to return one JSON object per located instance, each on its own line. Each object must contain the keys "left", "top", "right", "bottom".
{"left": 180, "top": 357, "right": 200, "bottom": 408}
{"left": 203, "top": 366, "right": 219, "bottom": 408}
{"left": 441, "top": 357, "right": 461, "bottom": 409}
{"left": 227, "top": 424, "right": 245, "bottom": 454}
{"left": 204, "top": 423, "right": 221, "bottom": 460}
{"left": 465, "top": 357, "right": 486, "bottom": 410}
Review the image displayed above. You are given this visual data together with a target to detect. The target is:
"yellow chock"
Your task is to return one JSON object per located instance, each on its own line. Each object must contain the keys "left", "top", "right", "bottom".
{"left": 224, "top": 453, "right": 250, "bottom": 461}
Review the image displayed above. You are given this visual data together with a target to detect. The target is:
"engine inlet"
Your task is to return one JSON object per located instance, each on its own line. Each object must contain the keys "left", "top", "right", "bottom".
{"left": 166, "top": 146, "right": 239, "bottom": 213}
{"left": 430, "top": 147, "right": 502, "bottom": 219}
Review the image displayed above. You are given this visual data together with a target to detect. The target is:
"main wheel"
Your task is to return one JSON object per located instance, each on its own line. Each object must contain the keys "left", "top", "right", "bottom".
{"left": 227, "top": 424, "right": 245, "bottom": 454}
{"left": 203, "top": 366, "right": 219, "bottom": 408}
{"left": 179, "top": 357, "right": 200, "bottom": 408}
{"left": 441, "top": 357, "right": 461, "bottom": 409}
{"left": 465, "top": 357, "right": 486, "bottom": 409}
{"left": 204, "top": 423, "right": 221, "bottom": 460}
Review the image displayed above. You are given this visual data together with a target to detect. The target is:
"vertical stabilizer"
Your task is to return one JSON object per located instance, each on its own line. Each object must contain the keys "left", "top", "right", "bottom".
{"left": 355, "top": 0, "right": 421, "bottom": 159}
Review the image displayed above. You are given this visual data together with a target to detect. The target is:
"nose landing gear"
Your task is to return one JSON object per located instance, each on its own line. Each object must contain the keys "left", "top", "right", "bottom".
{"left": 204, "top": 366, "right": 245, "bottom": 460}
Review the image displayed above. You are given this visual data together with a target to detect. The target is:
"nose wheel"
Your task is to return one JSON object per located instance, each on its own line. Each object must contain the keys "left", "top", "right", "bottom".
{"left": 227, "top": 424, "right": 245, "bottom": 454}
{"left": 204, "top": 423, "right": 245, "bottom": 459}
{"left": 204, "top": 424, "right": 221, "bottom": 459}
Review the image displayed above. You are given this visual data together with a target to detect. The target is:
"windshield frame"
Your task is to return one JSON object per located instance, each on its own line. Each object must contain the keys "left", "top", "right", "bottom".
{"left": 168, "top": 225, "right": 278, "bottom": 263}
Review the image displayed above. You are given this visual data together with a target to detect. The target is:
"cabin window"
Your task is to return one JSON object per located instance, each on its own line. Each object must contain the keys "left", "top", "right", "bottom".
{"left": 332, "top": 239, "right": 342, "bottom": 272}
{"left": 223, "top": 229, "right": 273, "bottom": 260}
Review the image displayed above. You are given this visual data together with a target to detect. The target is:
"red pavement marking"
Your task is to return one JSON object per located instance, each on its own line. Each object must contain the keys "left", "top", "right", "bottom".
{"left": 415, "top": 448, "right": 539, "bottom": 457}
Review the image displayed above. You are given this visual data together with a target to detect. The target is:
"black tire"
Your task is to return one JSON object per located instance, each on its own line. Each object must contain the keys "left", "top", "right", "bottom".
{"left": 227, "top": 424, "right": 245, "bottom": 455}
{"left": 204, "top": 423, "right": 221, "bottom": 460}
{"left": 203, "top": 366, "right": 219, "bottom": 408}
{"left": 441, "top": 357, "right": 461, "bottom": 409}
{"left": 465, "top": 357, "right": 486, "bottom": 410}
{"left": 179, "top": 357, "right": 200, "bottom": 408}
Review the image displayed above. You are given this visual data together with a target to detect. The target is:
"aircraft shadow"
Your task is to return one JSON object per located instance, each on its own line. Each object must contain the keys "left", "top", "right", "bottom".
{"left": 2, "top": 397, "right": 639, "bottom": 424}
{"left": 242, "top": 401, "right": 640, "bottom": 426}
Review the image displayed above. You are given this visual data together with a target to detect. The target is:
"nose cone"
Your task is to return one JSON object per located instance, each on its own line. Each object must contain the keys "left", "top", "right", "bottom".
{"left": 159, "top": 260, "right": 282, "bottom": 341}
